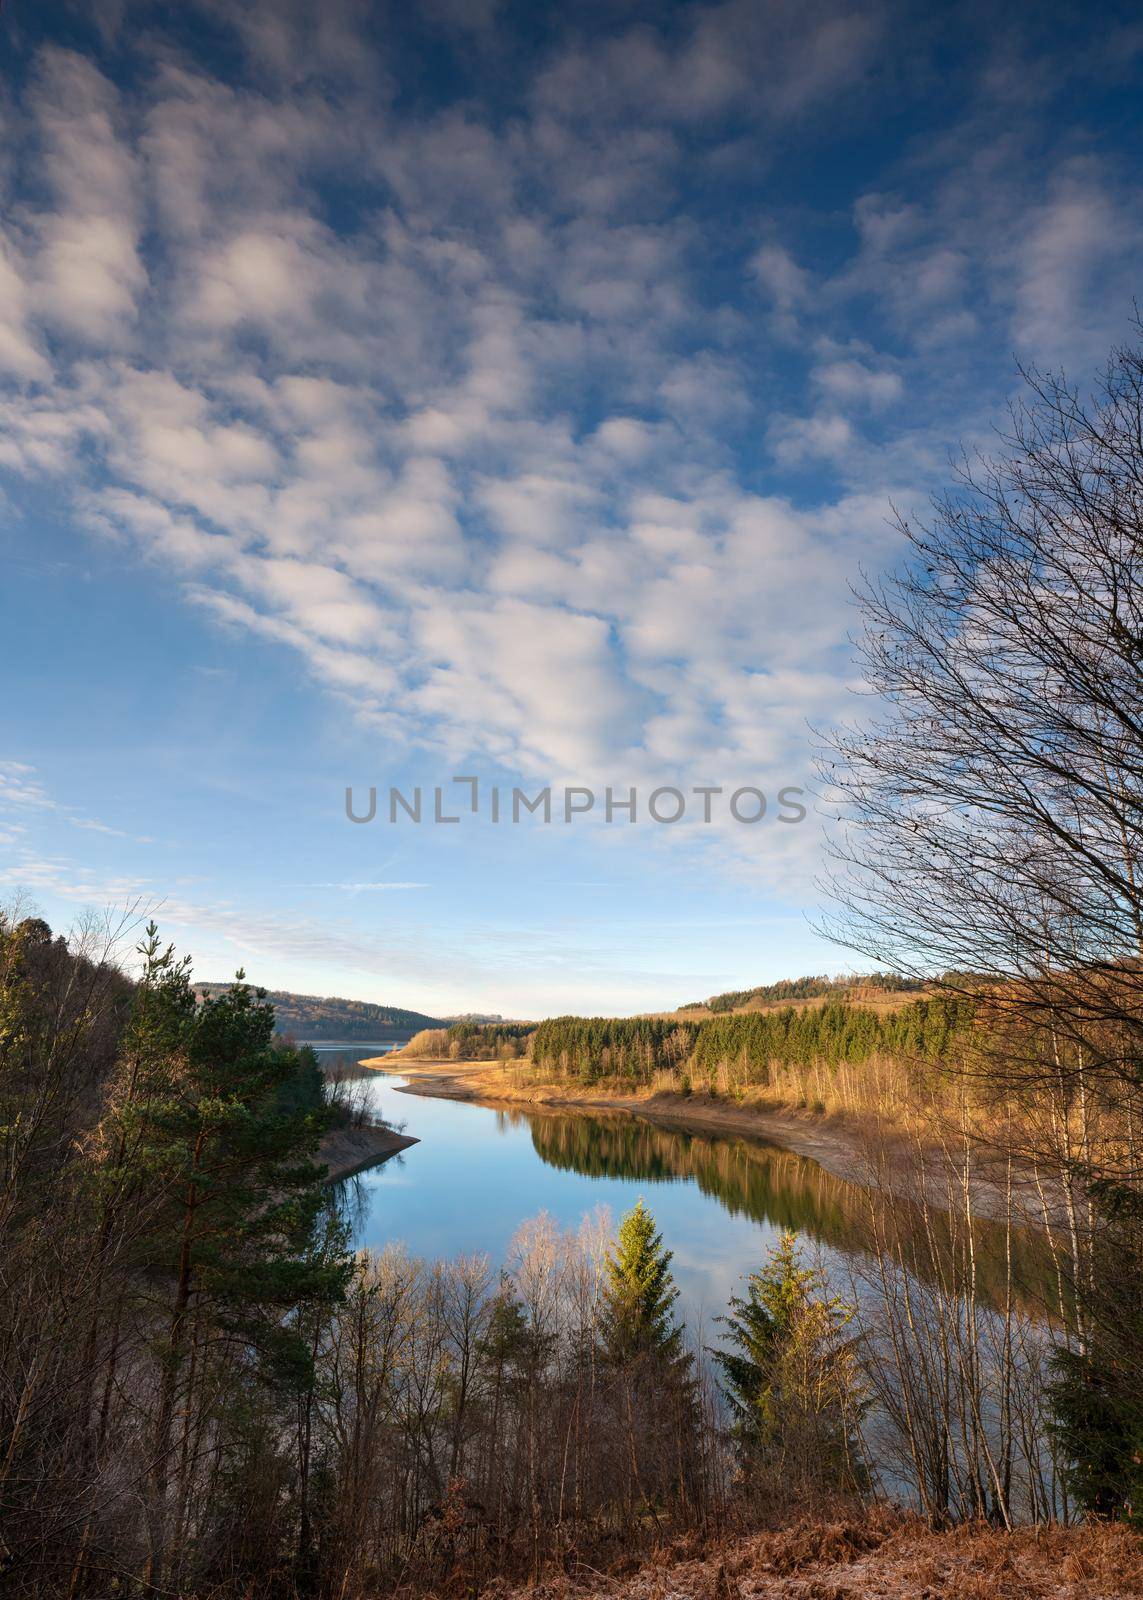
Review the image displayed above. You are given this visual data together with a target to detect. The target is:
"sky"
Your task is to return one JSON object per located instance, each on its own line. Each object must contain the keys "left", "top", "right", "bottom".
{"left": 2, "top": 0, "right": 1142, "bottom": 1018}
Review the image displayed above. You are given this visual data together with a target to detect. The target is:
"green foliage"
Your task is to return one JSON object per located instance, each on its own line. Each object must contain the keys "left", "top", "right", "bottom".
{"left": 1049, "top": 1206, "right": 1143, "bottom": 1522}
{"left": 1050, "top": 1346, "right": 1143, "bottom": 1522}
{"left": 530, "top": 1016, "right": 698, "bottom": 1084}
{"left": 123, "top": 957, "right": 349, "bottom": 1388}
{"left": 530, "top": 995, "right": 973, "bottom": 1089}
{"left": 711, "top": 1231, "right": 865, "bottom": 1492}
{"left": 598, "top": 1200, "right": 689, "bottom": 1373}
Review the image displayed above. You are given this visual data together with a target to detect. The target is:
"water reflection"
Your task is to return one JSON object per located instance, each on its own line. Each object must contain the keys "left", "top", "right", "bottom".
{"left": 330, "top": 1069, "right": 1050, "bottom": 1324}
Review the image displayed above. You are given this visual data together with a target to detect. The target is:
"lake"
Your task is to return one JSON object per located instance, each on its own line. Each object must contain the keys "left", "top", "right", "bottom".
{"left": 305, "top": 1043, "right": 1035, "bottom": 1331}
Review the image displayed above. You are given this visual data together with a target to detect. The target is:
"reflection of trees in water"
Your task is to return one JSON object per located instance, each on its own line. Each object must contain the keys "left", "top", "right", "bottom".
{"left": 330, "top": 1158, "right": 406, "bottom": 1241}
{"left": 518, "top": 1109, "right": 1050, "bottom": 1312}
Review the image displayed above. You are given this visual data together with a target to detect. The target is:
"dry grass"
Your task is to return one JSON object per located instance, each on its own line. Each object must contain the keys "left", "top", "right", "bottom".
{"left": 480, "top": 1512, "right": 1143, "bottom": 1600}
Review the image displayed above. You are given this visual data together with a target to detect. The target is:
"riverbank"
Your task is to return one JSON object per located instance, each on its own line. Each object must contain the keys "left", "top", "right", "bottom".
{"left": 360, "top": 1057, "right": 1053, "bottom": 1226}
{"left": 319, "top": 1122, "right": 419, "bottom": 1182}
{"left": 367, "top": 1056, "right": 877, "bottom": 1174}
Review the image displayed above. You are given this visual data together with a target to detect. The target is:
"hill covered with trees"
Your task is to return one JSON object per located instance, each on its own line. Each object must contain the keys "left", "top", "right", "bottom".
{"left": 685, "top": 972, "right": 928, "bottom": 1014}
{"left": 195, "top": 983, "right": 443, "bottom": 1039}
{"left": 530, "top": 995, "right": 971, "bottom": 1105}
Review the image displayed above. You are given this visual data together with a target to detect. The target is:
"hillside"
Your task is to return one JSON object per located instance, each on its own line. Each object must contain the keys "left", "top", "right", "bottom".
{"left": 195, "top": 984, "right": 443, "bottom": 1040}
{"left": 676, "top": 971, "right": 928, "bottom": 1019}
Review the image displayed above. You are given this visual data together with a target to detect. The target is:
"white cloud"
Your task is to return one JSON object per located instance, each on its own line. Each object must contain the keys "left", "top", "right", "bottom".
{"left": 0, "top": 760, "right": 143, "bottom": 841}
{"left": 1008, "top": 163, "right": 1134, "bottom": 364}
{"left": 768, "top": 412, "right": 854, "bottom": 465}
{"left": 0, "top": 228, "right": 50, "bottom": 381}
{"left": 2, "top": 9, "right": 1142, "bottom": 909}
{"left": 751, "top": 243, "right": 810, "bottom": 311}
{"left": 29, "top": 49, "right": 146, "bottom": 343}
{"left": 812, "top": 359, "right": 903, "bottom": 408}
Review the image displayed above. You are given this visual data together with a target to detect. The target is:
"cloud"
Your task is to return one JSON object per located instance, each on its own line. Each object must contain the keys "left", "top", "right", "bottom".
{"left": 751, "top": 243, "right": 811, "bottom": 312}
{"left": 284, "top": 882, "right": 430, "bottom": 891}
{"left": 768, "top": 412, "right": 854, "bottom": 465}
{"left": 1, "top": 5, "right": 1142, "bottom": 907}
{"left": 0, "top": 228, "right": 50, "bottom": 381}
{"left": 533, "top": 0, "right": 882, "bottom": 128}
{"left": 812, "top": 359, "right": 903, "bottom": 408}
{"left": 28, "top": 49, "right": 146, "bottom": 343}
{"left": 0, "top": 760, "right": 150, "bottom": 843}
{"left": 1007, "top": 162, "right": 1137, "bottom": 364}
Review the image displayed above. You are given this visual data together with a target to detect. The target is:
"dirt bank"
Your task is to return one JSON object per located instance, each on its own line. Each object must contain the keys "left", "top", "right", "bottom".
{"left": 359, "top": 1057, "right": 1056, "bottom": 1226}
{"left": 366, "top": 1057, "right": 876, "bottom": 1180}
{"left": 318, "top": 1123, "right": 418, "bottom": 1182}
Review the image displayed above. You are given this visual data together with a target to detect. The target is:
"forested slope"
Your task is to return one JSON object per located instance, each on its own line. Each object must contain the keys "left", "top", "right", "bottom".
{"left": 529, "top": 995, "right": 973, "bottom": 1091}
{"left": 196, "top": 983, "right": 443, "bottom": 1038}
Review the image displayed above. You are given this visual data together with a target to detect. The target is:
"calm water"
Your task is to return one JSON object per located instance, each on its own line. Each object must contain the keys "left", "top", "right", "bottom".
{"left": 308, "top": 1044, "right": 1036, "bottom": 1330}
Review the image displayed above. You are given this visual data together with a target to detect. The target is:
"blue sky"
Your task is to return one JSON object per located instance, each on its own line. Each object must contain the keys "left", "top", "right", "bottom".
{"left": 2, "top": 0, "right": 1142, "bottom": 1017}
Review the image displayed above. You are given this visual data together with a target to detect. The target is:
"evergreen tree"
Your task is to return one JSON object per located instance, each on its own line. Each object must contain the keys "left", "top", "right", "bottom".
{"left": 1049, "top": 1204, "right": 1143, "bottom": 1522}
{"left": 598, "top": 1200, "right": 689, "bottom": 1373}
{"left": 96, "top": 946, "right": 350, "bottom": 1583}
{"left": 711, "top": 1231, "right": 865, "bottom": 1492}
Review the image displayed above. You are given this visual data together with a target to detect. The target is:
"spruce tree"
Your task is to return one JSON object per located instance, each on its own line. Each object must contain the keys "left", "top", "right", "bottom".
{"left": 598, "top": 1200, "right": 689, "bottom": 1372}
{"left": 712, "top": 1231, "right": 864, "bottom": 1491}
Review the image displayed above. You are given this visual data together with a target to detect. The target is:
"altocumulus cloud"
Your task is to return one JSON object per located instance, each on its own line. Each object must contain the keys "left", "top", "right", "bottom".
{"left": 1, "top": 0, "right": 1142, "bottom": 897}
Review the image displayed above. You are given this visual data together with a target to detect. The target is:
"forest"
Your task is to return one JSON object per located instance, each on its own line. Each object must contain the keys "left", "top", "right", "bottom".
{"left": 690, "top": 971, "right": 928, "bottom": 1013}
{"left": 194, "top": 984, "right": 443, "bottom": 1040}
{"left": 3, "top": 908, "right": 1140, "bottom": 1598}
{"left": 0, "top": 915, "right": 885, "bottom": 1595}
{"left": 529, "top": 994, "right": 972, "bottom": 1098}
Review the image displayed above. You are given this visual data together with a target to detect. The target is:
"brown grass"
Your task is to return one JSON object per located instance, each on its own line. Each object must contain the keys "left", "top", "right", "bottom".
{"left": 480, "top": 1512, "right": 1143, "bottom": 1599}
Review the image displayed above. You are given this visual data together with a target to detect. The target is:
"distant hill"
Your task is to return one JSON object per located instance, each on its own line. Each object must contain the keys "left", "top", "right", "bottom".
{"left": 195, "top": 984, "right": 444, "bottom": 1040}
{"left": 678, "top": 972, "right": 927, "bottom": 1017}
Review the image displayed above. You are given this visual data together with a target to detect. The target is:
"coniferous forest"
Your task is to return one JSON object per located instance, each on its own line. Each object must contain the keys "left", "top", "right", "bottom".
{"left": 529, "top": 995, "right": 973, "bottom": 1090}
{"left": 194, "top": 985, "right": 443, "bottom": 1040}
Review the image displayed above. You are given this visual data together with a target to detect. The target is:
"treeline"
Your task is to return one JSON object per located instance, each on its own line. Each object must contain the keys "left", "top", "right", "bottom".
{"left": 446, "top": 1020, "right": 533, "bottom": 1058}
{"left": 2, "top": 911, "right": 1137, "bottom": 1595}
{"left": 402, "top": 1021, "right": 533, "bottom": 1060}
{"left": 195, "top": 983, "right": 442, "bottom": 1039}
{"left": 692, "top": 971, "right": 928, "bottom": 1014}
{"left": 530, "top": 995, "right": 973, "bottom": 1090}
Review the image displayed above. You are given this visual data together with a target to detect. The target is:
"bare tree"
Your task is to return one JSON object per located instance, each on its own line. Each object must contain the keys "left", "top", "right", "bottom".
{"left": 818, "top": 330, "right": 1143, "bottom": 1515}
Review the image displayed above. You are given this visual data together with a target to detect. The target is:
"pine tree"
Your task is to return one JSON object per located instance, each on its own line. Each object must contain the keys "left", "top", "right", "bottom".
{"left": 711, "top": 1231, "right": 865, "bottom": 1492}
{"left": 96, "top": 948, "right": 350, "bottom": 1584}
{"left": 598, "top": 1200, "right": 689, "bottom": 1372}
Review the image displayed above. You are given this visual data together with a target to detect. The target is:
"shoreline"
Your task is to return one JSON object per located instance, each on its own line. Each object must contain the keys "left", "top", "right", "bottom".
{"left": 361, "top": 1057, "right": 1053, "bottom": 1226}
{"left": 318, "top": 1122, "right": 419, "bottom": 1183}
{"left": 365, "top": 1056, "right": 877, "bottom": 1187}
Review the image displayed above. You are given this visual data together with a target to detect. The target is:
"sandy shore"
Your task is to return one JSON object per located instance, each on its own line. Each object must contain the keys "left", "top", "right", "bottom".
{"left": 318, "top": 1123, "right": 419, "bottom": 1182}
